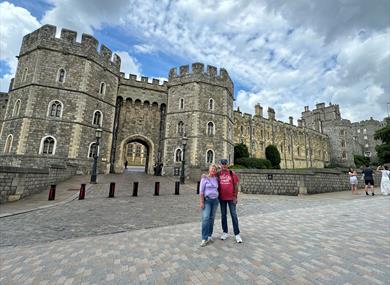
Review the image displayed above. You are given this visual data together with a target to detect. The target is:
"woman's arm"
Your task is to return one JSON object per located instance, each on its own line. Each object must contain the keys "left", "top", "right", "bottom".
{"left": 199, "top": 178, "right": 206, "bottom": 209}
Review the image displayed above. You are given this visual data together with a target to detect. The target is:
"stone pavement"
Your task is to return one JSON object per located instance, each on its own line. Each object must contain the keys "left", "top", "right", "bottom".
{"left": 0, "top": 171, "right": 389, "bottom": 284}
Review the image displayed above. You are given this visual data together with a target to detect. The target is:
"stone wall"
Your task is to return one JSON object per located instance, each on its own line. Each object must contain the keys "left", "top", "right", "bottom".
{"left": 235, "top": 169, "right": 382, "bottom": 196}
{"left": 0, "top": 164, "right": 77, "bottom": 203}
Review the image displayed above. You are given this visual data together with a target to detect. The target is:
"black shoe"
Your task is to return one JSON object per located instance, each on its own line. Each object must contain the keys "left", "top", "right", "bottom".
{"left": 366, "top": 192, "right": 369, "bottom": 196}
{"left": 372, "top": 193, "right": 375, "bottom": 196}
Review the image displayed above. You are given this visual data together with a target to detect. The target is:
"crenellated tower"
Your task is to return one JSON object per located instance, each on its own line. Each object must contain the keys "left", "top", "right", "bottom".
{"left": 163, "top": 63, "right": 235, "bottom": 179}
{"left": 0, "top": 24, "right": 121, "bottom": 172}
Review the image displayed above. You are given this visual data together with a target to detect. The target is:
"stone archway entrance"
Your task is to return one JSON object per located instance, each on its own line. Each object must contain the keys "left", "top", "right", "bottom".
{"left": 118, "top": 135, "right": 155, "bottom": 174}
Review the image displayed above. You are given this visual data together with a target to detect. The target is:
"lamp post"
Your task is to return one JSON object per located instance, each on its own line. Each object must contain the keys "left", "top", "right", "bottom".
{"left": 180, "top": 134, "right": 188, "bottom": 184}
{"left": 90, "top": 127, "right": 103, "bottom": 183}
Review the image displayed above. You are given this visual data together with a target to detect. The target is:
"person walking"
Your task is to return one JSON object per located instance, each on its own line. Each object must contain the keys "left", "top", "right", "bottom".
{"left": 199, "top": 164, "right": 219, "bottom": 247}
{"left": 376, "top": 165, "right": 390, "bottom": 195}
{"left": 124, "top": 160, "right": 128, "bottom": 169}
{"left": 348, "top": 168, "right": 358, "bottom": 194}
{"left": 217, "top": 158, "right": 242, "bottom": 243}
{"left": 362, "top": 164, "right": 375, "bottom": 196}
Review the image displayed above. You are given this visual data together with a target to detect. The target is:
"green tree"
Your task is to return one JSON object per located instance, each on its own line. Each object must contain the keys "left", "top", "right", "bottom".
{"left": 374, "top": 123, "right": 390, "bottom": 164}
{"left": 265, "top": 144, "right": 281, "bottom": 169}
{"left": 234, "top": 143, "right": 249, "bottom": 163}
{"left": 353, "top": 154, "right": 369, "bottom": 168}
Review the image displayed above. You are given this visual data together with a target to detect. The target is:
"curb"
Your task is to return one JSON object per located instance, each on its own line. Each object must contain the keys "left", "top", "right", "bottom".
{"left": 0, "top": 184, "right": 94, "bottom": 218}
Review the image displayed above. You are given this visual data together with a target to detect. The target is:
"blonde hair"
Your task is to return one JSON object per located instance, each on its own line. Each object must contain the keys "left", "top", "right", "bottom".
{"left": 203, "top": 164, "right": 218, "bottom": 177}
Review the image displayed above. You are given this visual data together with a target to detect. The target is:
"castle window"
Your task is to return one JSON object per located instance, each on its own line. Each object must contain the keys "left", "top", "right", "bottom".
{"left": 357, "top": 129, "right": 361, "bottom": 133}
{"left": 22, "top": 68, "right": 28, "bottom": 82}
{"left": 342, "top": 151, "right": 347, "bottom": 160}
{"left": 99, "top": 82, "right": 106, "bottom": 95}
{"left": 4, "top": 134, "right": 13, "bottom": 153}
{"left": 240, "top": 126, "right": 243, "bottom": 136}
{"left": 88, "top": 142, "right": 99, "bottom": 158}
{"left": 252, "top": 141, "right": 256, "bottom": 151}
{"left": 180, "top": 98, "right": 184, "bottom": 110}
{"left": 135, "top": 145, "right": 141, "bottom": 157}
{"left": 280, "top": 144, "right": 283, "bottom": 152}
{"left": 177, "top": 121, "right": 184, "bottom": 135}
{"left": 364, "top": 135, "right": 368, "bottom": 140}
{"left": 340, "top": 129, "right": 346, "bottom": 136}
{"left": 206, "top": 149, "right": 214, "bottom": 164}
{"left": 12, "top": 100, "right": 21, "bottom": 117}
{"left": 363, "top": 129, "right": 367, "bottom": 134}
{"left": 288, "top": 145, "right": 291, "bottom": 153}
{"left": 365, "top": 144, "right": 369, "bottom": 148}
{"left": 93, "top": 110, "right": 103, "bottom": 126}
{"left": 341, "top": 140, "right": 346, "bottom": 147}
{"left": 208, "top": 99, "right": 214, "bottom": 110}
{"left": 207, "top": 122, "right": 215, "bottom": 136}
{"left": 57, "top": 68, "right": 66, "bottom": 83}
{"left": 297, "top": 147, "right": 300, "bottom": 156}
{"left": 261, "top": 130, "right": 263, "bottom": 138}
{"left": 48, "top": 100, "right": 63, "bottom": 118}
{"left": 39, "top": 136, "right": 56, "bottom": 155}
{"left": 175, "top": 148, "right": 183, "bottom": 162}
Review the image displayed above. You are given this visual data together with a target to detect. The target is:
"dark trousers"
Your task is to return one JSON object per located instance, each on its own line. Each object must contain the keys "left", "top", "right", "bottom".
{"left": 219, "top": 200, "right": 240, "bottom": 235}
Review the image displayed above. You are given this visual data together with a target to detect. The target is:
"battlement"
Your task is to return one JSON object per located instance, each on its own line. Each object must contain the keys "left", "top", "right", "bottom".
{"left": 19, "top": 25, "right": 121, "bottom": 73}
{"left": 119, "top": 73, "right": 168, "bottom": 92}
{"left": 168, "top": 63, "right": 234, "bottom": 95}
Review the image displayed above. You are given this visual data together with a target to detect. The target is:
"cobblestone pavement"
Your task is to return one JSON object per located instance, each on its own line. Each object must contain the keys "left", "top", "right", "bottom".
{"left": 0, "top": 171, "right": 389, "bottom": 284}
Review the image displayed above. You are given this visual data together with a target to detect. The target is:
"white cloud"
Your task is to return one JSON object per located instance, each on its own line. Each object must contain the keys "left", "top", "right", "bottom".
{"left": 1, "top": 0, "right": 388, "bottom": 123}
{"left": 114, "top": 51, "right": 141, "bottom": 76}
{"left": 0, "top": 2, "right": 40, "bottom": 91}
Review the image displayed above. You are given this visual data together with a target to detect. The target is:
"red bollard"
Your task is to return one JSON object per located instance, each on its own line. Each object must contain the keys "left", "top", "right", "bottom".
{"left": 133, "top": 182, "right": 138, "bottom": 197}
{"left": 196, "top": 181, "right": 200, "bottom": 195}
{"left": 175, "top": 181, "right": 180, "bottom": 195}
{"left": 79, "top": 183, "right": 86, "bottom": 200}
{"left": 154, "top": 182, "right": 160, "bottom": 196}
{"left": 109, "top": 182, "right": 115, "bottom": 198}
{"left": 48, "top": 184, "right": 56, "bottom": 200}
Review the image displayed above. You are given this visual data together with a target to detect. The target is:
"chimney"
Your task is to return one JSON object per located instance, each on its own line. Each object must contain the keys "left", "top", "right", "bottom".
{"left": 298, "top": 119, "right": 303, "bottom": 127}
{"left": 255, "top": 103, "right": 263, "bottom": 117}
{"left": 267, "top": 107, "right": 275, "bottom": 120}
{"left": 289, "top": 116, "right": 293, "bottom": 125}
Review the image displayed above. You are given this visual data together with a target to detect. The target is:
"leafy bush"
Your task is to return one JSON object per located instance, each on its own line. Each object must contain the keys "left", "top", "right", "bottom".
{"left": 229, "top": 164, "right": 247, "bottom": 169}
{"left": 354, "top": 154, "right": 370, "bottom": 168}
{"left": 234, "top": 143, "right": 249, "bottom": 163}
{"left": 374, "top": 123, "right": 390, "bottom": 164}
{"left": 265, "top": 145, "right": 281, "bottom": 169}
{"left": 235, "top": 157, "right": 272, "bottom": 169}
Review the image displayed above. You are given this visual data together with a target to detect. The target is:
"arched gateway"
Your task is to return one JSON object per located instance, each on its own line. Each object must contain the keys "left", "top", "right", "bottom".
{"left": 117, "top": 134, "right": 155, "bottom": 174}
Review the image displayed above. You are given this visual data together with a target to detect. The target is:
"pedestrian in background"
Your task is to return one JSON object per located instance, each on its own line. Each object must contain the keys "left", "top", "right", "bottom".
{"left": 376, "top": 165, "right": 390, "bottom": 195}
{"left": 362, "top": 164, "right": 375, "bottom": 196}
{"left": 348, "top": 168, "right": 358, "bottom": 194}
{"left": 199, "top": 164, "right": 219, "bottom": 247}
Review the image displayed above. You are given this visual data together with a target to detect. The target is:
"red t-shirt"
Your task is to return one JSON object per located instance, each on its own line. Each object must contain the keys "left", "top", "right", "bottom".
{"left": 218, "top": 170, "right": 239, "bottom": 201}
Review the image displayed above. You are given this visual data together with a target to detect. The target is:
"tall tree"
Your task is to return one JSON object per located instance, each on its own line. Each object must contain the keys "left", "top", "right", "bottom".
{"left": 374, "top": 122, "right": 390, "bottom": 164}
{"left": 265, "top": 144, "right": 281, "bottom": 169}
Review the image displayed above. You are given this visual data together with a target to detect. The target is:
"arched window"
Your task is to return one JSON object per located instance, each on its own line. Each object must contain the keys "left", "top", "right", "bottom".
{"left": 13, "top": 100, "right": 21, "bottom": 117}
{"left": 297, "top": 147, "right": 300, "bottom": 156}
{"left": 178, "top": 121, "right": 184, "bottom": 135}
{"left": 39, "top": 136, "right": 56, "bottom": 155}
{"left": 175, "top": 148, "right": 183, "bottom": 162}
{"left": 93, "top": 110, "right": 102, "bottom": 126}
{"left": 4, "top": 134, "right": 13, "bottom": 153}
{"left": 179, "top": 98, "right": 184, "bottom": 110}
{"left": 208, "top": 98, "right": 214, "bottom": 110}
{"left": 207, "top": 122, "right": 214, "bottom": 136}
{"left": 22, "top": 68, "right": 28, "bottom": 82}
{"left": 57, "top": 68, "right": 66, "bottom": 83}
{"left": 99, "top": 82, "right": 106, "bottom": 94}
{"left": 88, "top": 142, "right": 99, "bottom": 158}
{"left": 48, "top": 100, "right": 63, "bottom": 118}
{"left": 240, "top": 126, "right": 243, "bottom": 136}
{"left": 206, "top": 149, "right": 214, "bottom": 164}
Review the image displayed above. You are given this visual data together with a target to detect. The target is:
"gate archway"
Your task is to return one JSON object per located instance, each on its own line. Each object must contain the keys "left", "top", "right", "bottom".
{"left": 118, "top": 134, "right": 155, "bottom": 174}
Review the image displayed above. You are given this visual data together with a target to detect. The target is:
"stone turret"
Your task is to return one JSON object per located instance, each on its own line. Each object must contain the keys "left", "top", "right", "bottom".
{"left": 268, "top": 107, "right": 275, "bottom": 120}
{"left": 255, "top": 103, "right": 263, "bottom": 117}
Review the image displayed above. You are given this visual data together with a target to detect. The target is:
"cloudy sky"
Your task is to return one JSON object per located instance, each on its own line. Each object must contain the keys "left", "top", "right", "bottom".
{"left": 0, "top": 0, "right": 389, "bottom": 123}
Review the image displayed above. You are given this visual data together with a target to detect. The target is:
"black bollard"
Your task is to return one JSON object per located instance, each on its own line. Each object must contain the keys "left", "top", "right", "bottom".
{"left": 133, "top": 182, "right": 138, "bottom": 197}
{"left": 154, "top": 181, "right": 160, "bottom": 196}
{"left": 109, "top": 182, "right": 115, "bottom": 198}
{"left": 175, "top": 181, "right": 180, "bottom": 195}
{"left": 196, "top": 181, "right": 200, "bottom": 195}
{"left": 48, "top": 184, "right": 56, "bottom": 201}
{"left": 79, "top": 183, "right": 86, "bottom": 200}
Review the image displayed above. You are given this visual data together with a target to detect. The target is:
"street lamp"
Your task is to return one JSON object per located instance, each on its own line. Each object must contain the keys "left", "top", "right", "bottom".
{"left": 90, "top": 127, "right": 103, "bottom": 183}
{"left": 180, "top": 134, "right": 188, "bottom": 184}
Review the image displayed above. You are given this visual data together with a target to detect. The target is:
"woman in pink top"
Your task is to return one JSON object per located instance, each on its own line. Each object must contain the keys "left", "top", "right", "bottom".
{"left": 199, "top": 164, "right": 219, "bottom": 247}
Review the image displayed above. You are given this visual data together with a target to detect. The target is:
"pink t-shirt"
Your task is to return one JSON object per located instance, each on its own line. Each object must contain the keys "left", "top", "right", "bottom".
{"left": 218, "top": 170, "right": 239, "bottom": 201}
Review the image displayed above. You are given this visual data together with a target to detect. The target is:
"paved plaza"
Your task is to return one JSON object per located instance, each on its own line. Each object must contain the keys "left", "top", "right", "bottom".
{"left": 0, "top": 171, "right": 389, "bottom": 284}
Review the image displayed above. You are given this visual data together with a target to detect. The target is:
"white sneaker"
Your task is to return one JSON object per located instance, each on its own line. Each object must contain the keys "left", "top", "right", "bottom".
{"left": 200, "top": 240, "right": 208, "bottom": 247}
{"left": 220, "top": 232, "right": 229, "bottom": 240}
{"left": 207, "top": 236, "right": 214, "bottom": 243}
{"left": 235, "top": 234, "right": 243, "bottom": 243}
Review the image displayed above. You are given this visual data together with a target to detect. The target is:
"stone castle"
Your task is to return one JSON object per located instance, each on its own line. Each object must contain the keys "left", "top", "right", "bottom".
{"left": 0, "top": 25, "right": 384, "bottom": 180}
